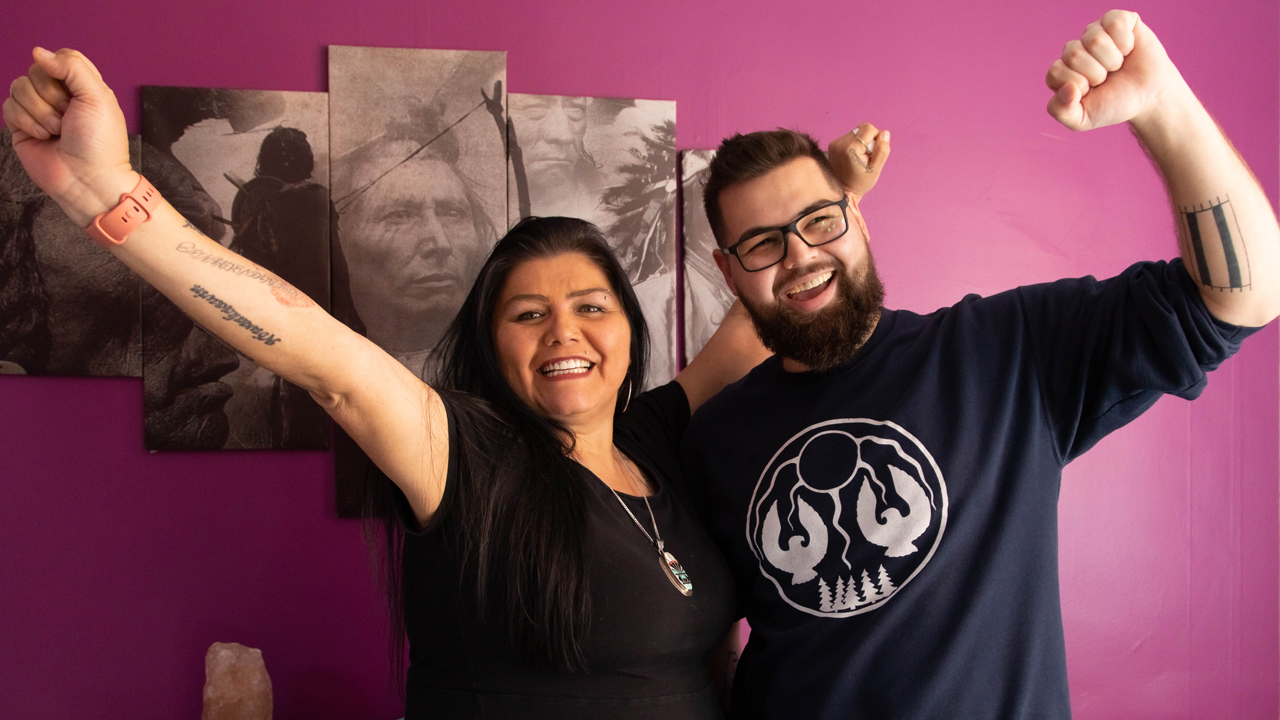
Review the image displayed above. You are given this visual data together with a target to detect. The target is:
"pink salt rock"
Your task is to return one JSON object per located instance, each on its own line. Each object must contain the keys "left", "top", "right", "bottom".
{"left": 201, "top": 642, "right": 273, "bottom": 720}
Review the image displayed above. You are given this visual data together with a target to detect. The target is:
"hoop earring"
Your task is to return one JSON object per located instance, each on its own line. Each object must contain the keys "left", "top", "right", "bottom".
{"left": 622, "top": 375, "right": 632, "bottom": 414}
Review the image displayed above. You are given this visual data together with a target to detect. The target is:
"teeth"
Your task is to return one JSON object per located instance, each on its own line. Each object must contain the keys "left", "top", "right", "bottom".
{"left": 540, "top": 359, "right": 594, "bottom": 376}
{"left": 544, "top": 367, "right": 591, "bottom": 377}
{"left": 786, "top": 271, "right": 834, "bottom": 297}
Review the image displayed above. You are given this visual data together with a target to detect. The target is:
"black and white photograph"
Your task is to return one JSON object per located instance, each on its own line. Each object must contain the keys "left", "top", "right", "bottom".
{"left": 508, "top": 94, "right": 678, "bottom": 386}
{"left": 329, "top": 45, "right": 507, "bottom": 379}
{"left": 141, "top": 86, "right": 332, "bottom": 451}
{"left": 0, "top": 131, "right": 143, "bottom": 378}
{"left": 681, "top": 149, "right": 734, "bottom": 363}
{"left": 329, "top": 46, "right": 507, "bottom": 516}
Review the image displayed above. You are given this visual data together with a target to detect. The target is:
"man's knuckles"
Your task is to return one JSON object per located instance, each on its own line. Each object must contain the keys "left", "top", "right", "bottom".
{"left": 1062, "top": 41, "right": 1090, "bottom": 65}
{"left": 1045, "top": 60, "right": 1070, "bottom": 88}
{"left": 1082, "top": 30, "right": 1115, "bottom": 57}
{"left": 1100, "top": 10, "right": 1137, "bottom": 30}
{"left": 1100, "top": 11, "right": 1138, "bottom": 51}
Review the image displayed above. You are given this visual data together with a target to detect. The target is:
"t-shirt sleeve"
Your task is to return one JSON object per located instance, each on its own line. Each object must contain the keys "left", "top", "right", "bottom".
{"left": 614, "top": 381, "right": 693, "bottom": 494}
{"left": 1017, "top": 258, "right": 1260, "bottom": 464}
{"left": 615, "top": 380, "right": 692, "bottom": 456}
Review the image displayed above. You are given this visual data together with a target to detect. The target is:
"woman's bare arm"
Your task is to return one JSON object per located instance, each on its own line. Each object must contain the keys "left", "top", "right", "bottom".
{"left": 4, "top": 48, "right": 447, "bottom": 523}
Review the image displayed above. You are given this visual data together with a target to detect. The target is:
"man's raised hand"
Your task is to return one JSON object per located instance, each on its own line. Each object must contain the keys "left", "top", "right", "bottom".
{"left": 1046, "top": 10, "right": 1181, "bottom": 132}
{"left": 828, "top": 123, "right": 890, "bottom": 200}
{"left": 2, "top": 48, "right": 136, "bottom": 227}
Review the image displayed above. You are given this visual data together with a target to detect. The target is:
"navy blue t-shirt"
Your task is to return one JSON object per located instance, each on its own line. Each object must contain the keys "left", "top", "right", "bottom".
{"left": 680, "top": 260, "right": 1257, "bottom": 719}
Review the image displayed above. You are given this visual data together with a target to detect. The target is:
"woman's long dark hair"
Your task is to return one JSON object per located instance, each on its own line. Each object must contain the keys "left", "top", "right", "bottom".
{"left": 367, "top": 216, "right": 650, "bottom": 683}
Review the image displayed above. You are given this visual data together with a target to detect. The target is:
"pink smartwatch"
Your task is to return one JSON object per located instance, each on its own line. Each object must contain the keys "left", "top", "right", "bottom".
{"left": 84, "top": 175, "right": 161, "bottom": 248}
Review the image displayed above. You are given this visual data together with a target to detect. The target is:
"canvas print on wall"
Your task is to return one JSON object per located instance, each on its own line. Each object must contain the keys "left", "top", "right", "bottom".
{"left": 0, "top": 132, "right": 143, "bottom": 378}
{"left": 329, "top": 46, "right": 507, "bottom": 380}
{"left": 141, "top": 86, "right": 331, "bottom": 451}
{"left": 329, "top": 46, "right": 507, "bottom": 516}
{"left": 507, "top": 94, "right": 678, "bottom": 387}
{"left": 681, "top": 149, "right": 735, "bottom": 363}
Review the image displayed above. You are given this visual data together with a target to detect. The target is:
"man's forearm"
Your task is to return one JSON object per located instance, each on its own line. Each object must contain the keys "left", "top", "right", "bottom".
{"left": 1131, "top": 78, "right": 1280, "bottom": 327}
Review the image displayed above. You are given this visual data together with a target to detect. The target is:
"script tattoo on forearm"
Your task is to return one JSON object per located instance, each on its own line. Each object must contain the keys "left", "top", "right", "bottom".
{"left": 1180, "top": 195, "right": 1251, "bottom": 292}
{"left": 175, "top": 241, "right": 317, "bottom": 308}
{"left": 189, "top": 285, "right": 282, "bottom": 346}
{"left": 181, "top": 219, "right": 209, "bottom": 237}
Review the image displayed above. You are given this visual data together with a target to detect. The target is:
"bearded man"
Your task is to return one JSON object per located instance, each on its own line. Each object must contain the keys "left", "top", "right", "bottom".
{"left": 681, "top": 11, "right": 1279, "bottom": 718}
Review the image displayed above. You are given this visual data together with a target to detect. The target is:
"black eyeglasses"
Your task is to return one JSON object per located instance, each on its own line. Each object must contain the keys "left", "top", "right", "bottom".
{"left": 721, "top": 197, "right": 850, "bottom": 272}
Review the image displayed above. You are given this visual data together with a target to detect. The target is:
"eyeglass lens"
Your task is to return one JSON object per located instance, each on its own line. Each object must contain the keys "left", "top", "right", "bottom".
{"left": 735, "top": 203, "right": 849, "bottom": 271}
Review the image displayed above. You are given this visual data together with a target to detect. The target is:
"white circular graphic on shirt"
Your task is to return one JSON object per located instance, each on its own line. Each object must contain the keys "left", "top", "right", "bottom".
{"left": 745, "top": 419, "right": 947, "bottom": 618}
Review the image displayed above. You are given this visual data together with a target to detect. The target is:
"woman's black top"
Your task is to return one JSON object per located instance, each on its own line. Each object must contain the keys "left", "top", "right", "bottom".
{"left": 394, "top": 382, "right": 736, "bottom": 719}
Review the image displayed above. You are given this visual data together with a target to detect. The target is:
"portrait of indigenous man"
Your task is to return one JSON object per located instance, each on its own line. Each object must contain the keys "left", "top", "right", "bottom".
{"left": 681, "top": 149, "right": 735, "bottom": 362}
{"left": 0, "top": 131, "right": 143, "bottom": 378}
{"left": 141, "top": 86, "right": 332, "bottom": 450}
{"left": 328, "top": 46, "right": 506, "bottom": 516}
{"left": 329, "top": 46, "right": 506, "bottom": 379}
{"left": 508, "top": 94, "right": 679, "bottom": 385}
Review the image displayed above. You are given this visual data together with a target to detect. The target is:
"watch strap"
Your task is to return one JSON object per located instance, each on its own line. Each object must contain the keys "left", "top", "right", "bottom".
{"left": 85, "top": 175, "right": 161, "bottom": 248}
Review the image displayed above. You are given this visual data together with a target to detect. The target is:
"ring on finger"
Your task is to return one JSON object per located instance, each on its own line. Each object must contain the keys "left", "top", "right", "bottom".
{"left": 851, "top": 131, "right": 874, "bottom": 154}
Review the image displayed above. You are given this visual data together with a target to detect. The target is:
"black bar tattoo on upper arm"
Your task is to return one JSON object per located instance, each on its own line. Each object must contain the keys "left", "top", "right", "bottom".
{"left": 1181, "top": 195, "right": 1250, "bottom": 292}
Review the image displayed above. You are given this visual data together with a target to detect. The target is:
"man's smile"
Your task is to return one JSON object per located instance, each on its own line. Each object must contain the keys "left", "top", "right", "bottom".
{"left": 784, "top": 270, "right": 835, "bottom": 302}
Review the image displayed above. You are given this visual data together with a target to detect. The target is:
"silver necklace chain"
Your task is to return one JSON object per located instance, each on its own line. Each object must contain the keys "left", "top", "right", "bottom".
{"left": 606, "top": 446, "right": 693, "bottom": 596}
{"left": 609, "top": 448, "right": 664, "bottom": 553}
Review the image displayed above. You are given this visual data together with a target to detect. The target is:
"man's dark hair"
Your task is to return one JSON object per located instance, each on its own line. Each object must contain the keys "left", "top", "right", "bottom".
{"left": 703, "top": 129, "right": 842, "bottom": 246}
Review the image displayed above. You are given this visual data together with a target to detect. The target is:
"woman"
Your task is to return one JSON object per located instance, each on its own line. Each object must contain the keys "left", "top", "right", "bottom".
{"left": 382, "top": 216, "right": 753, "bottom": 717}
{"left": 3, "top": 48, "right": 889, "bottom": 716}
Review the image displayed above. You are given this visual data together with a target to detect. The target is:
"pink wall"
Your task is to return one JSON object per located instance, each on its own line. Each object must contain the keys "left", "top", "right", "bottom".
{"left": 1, "top": 0, "right": 1275, "bottom": 718}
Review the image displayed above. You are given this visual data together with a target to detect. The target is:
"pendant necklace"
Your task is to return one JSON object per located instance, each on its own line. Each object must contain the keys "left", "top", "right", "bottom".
{"left": 609, "top": 448, "right": 694, "bottom": 596}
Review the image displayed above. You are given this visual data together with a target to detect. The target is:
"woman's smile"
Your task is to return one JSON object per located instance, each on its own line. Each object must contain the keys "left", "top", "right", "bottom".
{"left": 538, "top": 356, "right": 596, "bottom": 379}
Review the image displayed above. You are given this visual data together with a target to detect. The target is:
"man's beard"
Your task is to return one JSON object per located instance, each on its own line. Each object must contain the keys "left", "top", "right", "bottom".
{"left": 740, "top": 253, "right": 885, "bottom": 372}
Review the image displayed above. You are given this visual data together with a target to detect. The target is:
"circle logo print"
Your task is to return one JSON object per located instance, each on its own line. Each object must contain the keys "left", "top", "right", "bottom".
{"left": 746, "top": 419, "right": 947, "bottom": 617}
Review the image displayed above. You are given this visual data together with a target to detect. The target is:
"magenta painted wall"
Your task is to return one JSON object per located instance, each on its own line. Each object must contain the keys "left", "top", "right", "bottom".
{"left": 0, "top": 0, "right": 1275, "bottom": 718}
